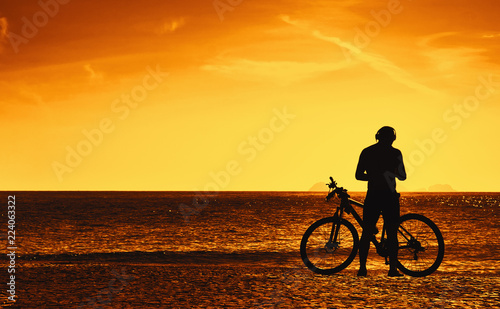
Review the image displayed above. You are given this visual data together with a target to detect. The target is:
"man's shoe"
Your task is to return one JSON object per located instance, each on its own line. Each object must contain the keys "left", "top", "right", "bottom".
{"left": 357, "top": 269, "right": 367, "bottom": 277}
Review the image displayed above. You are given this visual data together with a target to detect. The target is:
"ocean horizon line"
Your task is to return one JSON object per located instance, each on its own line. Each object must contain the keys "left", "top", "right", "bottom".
{"left": 1, "top": 190, "right": 499, "bottom": 193}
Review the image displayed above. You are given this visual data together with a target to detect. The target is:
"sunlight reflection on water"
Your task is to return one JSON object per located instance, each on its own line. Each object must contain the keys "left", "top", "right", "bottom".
{"left": 4, "top": 191, "right": 499, "bottom": 307}
{"left": 16, "top": 191, "right": 500, "bottom": 268}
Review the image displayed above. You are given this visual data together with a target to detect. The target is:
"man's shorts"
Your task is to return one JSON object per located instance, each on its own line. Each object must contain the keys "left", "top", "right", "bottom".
{"left": 362, "top": 191, "right": 400, "bottom": 233}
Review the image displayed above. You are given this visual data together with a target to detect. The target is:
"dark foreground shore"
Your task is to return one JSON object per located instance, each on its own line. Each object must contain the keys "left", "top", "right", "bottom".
{"left": 3, "top": 253, "right": 499, "bottom": 308}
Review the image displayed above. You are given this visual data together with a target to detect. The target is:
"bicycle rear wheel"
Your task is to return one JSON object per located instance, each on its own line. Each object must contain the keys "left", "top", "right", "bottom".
{"left": 300, "top": 217, "right": 359, "bottom": 275}
{"left": 397, "top": 213, "right": 445, "bottom": 277}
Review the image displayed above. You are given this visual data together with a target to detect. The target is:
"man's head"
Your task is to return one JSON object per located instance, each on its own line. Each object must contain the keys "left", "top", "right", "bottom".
{"left": 376, "top": 126, "right": 396, "bottom": 144}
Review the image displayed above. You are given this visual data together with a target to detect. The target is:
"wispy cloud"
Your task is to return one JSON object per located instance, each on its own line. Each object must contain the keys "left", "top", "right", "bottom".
{"left": 18, "top": 85, "right": 47, "bottom": 106}
{"left": 0, "top": 17, "right": 8, "bottom": 51}
{"left": 280, "top": 15, "right": 440, "bottom": 96}
{"left": 84, "top": 64, "right": 104, "bottom": 84}
{"left": 482, "top": 32, "right": 500, "bottom": 39}
{"left": 417, "top": 32, "right": 489, "bottom": 76}
{"left": 0, "top": 81, "right": 53, "bottom": 120}
{"left": 202, "top": 58, "right": 350, "bottom": 85}
{"left": 158, "top": 18, "right": 186, "bottom": 34}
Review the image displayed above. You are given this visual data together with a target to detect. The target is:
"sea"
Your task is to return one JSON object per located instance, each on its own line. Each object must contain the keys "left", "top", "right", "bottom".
{"left": 1, "top": 191, "right": 499, "bottom": 308}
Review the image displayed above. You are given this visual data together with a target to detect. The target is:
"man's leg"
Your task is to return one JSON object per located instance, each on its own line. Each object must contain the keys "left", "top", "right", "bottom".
{"left": 384, "top": 194, "right": 401, "bottom": 276}
{"left": 358, "top": 229, "right": 371, "bottom": 276}
{"left": 358, "top": 201, "right": 380, "bottom": 276}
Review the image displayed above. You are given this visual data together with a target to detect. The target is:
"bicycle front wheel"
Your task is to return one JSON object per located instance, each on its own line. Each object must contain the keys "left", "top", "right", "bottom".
{"left": 300, "top": 217, "right": 359, "bottom": 275}
{"left": 397, "top": 213, "right": 445, "bottom": 277}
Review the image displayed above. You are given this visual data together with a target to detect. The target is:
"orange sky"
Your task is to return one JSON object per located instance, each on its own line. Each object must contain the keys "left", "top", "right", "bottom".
{"left": 1, "top": 0, "right": 499, "bottom": 191}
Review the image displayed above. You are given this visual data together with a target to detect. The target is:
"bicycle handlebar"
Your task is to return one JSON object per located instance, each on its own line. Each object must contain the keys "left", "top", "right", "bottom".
{"left": 325, "top": 177, "right": 350, "bottom": 201}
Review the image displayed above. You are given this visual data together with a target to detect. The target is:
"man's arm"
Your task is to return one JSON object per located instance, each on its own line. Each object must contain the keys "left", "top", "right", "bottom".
{"left": 355, "top": 151, "right": 369, "bottom": 181}
{"left": 395, "top": 151, "right": 406, "bottom": 181}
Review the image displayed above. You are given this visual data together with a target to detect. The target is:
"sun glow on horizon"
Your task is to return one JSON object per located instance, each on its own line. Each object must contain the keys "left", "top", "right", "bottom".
{"left": 1, "top": 0, "right": 499, "bottom": 192}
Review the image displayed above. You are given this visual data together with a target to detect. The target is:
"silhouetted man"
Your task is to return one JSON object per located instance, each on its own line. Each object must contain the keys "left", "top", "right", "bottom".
{"left": 355, "top": 126, "right": 406, "bottom": 277}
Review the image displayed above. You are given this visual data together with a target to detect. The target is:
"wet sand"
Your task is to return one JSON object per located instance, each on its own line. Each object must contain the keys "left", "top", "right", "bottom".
{"left": 5, "top": 254, "right": 499, "bottom": 308}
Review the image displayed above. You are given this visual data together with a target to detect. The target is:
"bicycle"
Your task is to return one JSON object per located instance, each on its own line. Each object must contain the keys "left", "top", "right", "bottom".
{"left": 300, "top": 177, "right": 445, "bottom": 277}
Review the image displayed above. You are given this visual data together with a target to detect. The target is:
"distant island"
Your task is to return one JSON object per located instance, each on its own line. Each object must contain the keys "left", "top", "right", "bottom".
{"left": 420, "top": 184, "right": 456, "bottom": 192}
{"left": 309, "top": 182, "right": 329, "bottom": 192}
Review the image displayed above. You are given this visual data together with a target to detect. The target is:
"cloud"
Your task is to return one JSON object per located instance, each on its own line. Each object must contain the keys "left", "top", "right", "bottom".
{"left": 280, "top": 15, "right": 300, "bottom": 27}
{"left": 417, "top": 32, "right": 490, "bottom": 75}
{"left": 0, "top": 17, "right": 8, "bottom": 50}
{"left": 158, "top": 18, "right": 186, "bottom": 34}
{"left": 201, "top": 58, "right": 350, "bottom": 85}
{"left": 417, "top": 32, "right": 458, "bottom": 48}
{"left": 84, "top": 64, "right": 104, "bottom": 84}
{"left": 482, "top": 32, "right": 500, "bottom": 39}
{"left": 0, "top": 83, "right": 54, "bottom": 122}
{"left": 17, "top": 84, "right": 47, "bottom": 106}
{"left": 280, "top": 15, "right": 441, "bottom": 96}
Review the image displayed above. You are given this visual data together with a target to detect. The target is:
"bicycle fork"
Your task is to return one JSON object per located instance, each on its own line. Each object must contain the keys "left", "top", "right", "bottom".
{"left": 326, "top": 209, "right": 344, "bottom": 252}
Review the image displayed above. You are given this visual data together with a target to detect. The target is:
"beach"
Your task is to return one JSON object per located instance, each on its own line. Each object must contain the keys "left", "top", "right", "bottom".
{"left": 1, "top": 191, "right": 499, "bottom": 307}
{"left": 9, "top": 257, "right": 500, "bottom": 308}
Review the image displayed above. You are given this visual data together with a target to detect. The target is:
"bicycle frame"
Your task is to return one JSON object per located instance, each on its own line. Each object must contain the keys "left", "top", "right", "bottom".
{"left": 330, "top": 184, "right": 426, "bottom": 261}
{"left": 328, "top": 182, "right": 392, "bottom": 261}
